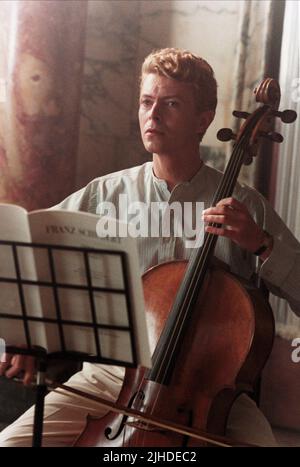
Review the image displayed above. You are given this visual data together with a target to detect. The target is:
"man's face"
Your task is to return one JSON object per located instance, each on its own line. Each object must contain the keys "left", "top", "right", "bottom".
{"left": 139, "top": 73, "right": 206, "bottom": 157}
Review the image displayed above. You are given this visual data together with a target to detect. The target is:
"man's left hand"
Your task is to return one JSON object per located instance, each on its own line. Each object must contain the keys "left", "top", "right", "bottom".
{"left": 202, "top": 197, "right": 265, "bottom": 253}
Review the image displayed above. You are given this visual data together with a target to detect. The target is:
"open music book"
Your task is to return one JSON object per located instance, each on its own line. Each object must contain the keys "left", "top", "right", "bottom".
{"left": 0, "top": 204, "right": 151, "bottom": 368}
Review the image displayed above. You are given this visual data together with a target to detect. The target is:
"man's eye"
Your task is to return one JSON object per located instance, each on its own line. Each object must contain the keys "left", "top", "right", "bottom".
{"left": 167, "top": 101, "right": 178, "bottom": 107}
{"left": 141, "top": 99, "right": 152, "bottom": 106}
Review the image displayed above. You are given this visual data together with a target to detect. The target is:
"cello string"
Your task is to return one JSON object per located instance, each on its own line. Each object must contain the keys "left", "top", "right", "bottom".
{"left": 154, "top": 138, "right": 246, "bottom": 368}
{"left": 150, "top": 134, "right": 248, "bottom": 386}
{"left": 179, "top": 125, "right": 252, "bottom": 301}
{"left": 142, "top": 126, "right": 252, "bottom": 431}
{"left": 178, "top": 128, "right": 249, "bottom": 299}
{"left": 174, "top": 133, "right": 249, "bottom": 324}
{"left": 144, "top": 141, "right": 247, "bottom": 430}
{"left": 145, "top": 140, "right": 246, "bottom": 421}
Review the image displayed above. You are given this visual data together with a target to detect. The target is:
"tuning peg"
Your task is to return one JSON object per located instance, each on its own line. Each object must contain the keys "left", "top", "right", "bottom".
{"left": 269, "top": 132, "right": 284, "bottom": 143}
{"left": 217, "top": 128, "right": 236, "bottom": 142}
{"left": 232, "top": 110, "right": 250, "bottom": 119}
{"left": 259, "top": 131, "right": 284, "bottom": 143}
{"left": 273, "top": 109, "right": 297, "bottom": 123}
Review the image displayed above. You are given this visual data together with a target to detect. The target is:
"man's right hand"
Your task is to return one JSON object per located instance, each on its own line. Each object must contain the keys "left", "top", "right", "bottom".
{"left": 0, "top": 351, "right": 36, "bottom": 386}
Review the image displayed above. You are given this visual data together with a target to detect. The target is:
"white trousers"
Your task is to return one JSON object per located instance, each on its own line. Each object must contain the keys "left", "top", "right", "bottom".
{"left": 0, "top": 362, "right": 277, "bottom": 447}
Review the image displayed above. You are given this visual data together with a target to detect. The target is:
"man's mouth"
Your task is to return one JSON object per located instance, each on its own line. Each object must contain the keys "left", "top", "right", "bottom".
{"left": 145, "top": 128, "right": 164, "bottom": 135}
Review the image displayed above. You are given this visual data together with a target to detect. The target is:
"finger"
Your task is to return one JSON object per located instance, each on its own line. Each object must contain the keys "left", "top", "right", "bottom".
{"left": 203, "top": 207, "right": 229, "bottom": 218}
{"left": 203, "top": 214, "right": 236, "bottom": 225}
{"left": 203, "top": 204, "right": 239, "bottom": 216}
{"left": 215, "top": 197, "right": 247, "bottom": 212}
{"left": 203, "top": 207, "right": 222, "bottom": 216}
{"left": 203, "top": 209, "right": 242, "bottom": 226}
{"left": 205, "top": 225, "right": 238, "bottom": 237}
{"left": 0, "top": 353, "right": 14, "bottom": 376}
{"left": 5, "top": 354, "right": 27, "bottom": 379}
{"left": 23, "top": 356, "right": 36, "bottom": 386}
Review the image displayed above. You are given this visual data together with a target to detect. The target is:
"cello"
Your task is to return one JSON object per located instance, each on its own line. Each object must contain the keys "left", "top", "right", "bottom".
{"left": 65, "top": 78, "right": 296, "bottom": 447}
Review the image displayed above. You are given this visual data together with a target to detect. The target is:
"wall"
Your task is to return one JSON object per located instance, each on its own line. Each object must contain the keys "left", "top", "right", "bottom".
{"left": 75, "top": 0, "right": 241, "bottom": 189}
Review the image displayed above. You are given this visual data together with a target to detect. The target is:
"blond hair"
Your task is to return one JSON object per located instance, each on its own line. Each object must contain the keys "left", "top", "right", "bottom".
{"left": 140, "top": 48, "right": 217, "bottom": 114}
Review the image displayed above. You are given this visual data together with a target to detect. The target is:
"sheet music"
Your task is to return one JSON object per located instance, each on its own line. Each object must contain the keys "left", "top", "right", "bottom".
{"left": 0, "top": 204, "right": 47, "bottom": 348}
{"left": 0, "top": 204, "right": 151, "bottom": 368}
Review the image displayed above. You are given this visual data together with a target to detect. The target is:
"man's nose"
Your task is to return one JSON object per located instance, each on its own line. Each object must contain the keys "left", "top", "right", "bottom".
{"left": 150, "top": 101, "right": 161, "bottom": 121}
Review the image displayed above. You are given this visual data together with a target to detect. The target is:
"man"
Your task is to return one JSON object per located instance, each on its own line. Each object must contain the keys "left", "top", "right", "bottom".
{"left": 0, "top": 48, "right": 299, "bottom": 447}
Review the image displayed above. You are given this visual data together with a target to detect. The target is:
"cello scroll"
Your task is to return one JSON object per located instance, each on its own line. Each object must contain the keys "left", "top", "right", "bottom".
{"left": 217, "top": 77, "right": 297, "bottom": 164}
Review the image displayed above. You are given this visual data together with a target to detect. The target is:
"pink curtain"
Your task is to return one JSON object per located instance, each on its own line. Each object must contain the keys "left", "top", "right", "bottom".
{"left": 0, "top": 0, "right": 87, "bottom": 210}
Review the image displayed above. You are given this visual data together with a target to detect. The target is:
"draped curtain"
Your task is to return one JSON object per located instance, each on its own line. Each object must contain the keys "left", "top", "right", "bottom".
{"left": 230, "top": 0, "right": 284, "bottom": 193}
{"left": 270, "top": 0, "right": 300, "bottom": 336}
{"left": 0, "top": 0, "right": 87, "bottom": 210}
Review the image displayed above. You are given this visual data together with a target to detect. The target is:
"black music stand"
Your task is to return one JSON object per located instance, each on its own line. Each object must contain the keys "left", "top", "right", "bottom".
{"left": 0, "top": 240, "right": 142, "bottom": 447}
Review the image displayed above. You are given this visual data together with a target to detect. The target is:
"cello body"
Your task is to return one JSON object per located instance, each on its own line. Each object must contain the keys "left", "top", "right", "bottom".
{"left": 75, "top": 260, "right": 274, "bottom": 446}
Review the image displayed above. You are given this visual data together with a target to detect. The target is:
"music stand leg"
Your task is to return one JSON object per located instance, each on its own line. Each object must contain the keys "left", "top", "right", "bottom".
{"left": 32, "top": 359, "right": 47, "bottom": 447}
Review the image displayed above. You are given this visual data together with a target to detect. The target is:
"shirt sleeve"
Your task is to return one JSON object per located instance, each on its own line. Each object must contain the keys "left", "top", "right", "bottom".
{"left": 50, "top": 179, "right": 99, "bottom": 213}
{"left": 241, "top": 185, "right": 300, "bottom": 317}
{"left": 259, "top": 211, "right": 300, "bottom": 317}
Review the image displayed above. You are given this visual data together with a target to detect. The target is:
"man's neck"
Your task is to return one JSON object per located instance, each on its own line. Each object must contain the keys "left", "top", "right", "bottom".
{"left": 152, "top": 153, "right": 203, "bottom": 191}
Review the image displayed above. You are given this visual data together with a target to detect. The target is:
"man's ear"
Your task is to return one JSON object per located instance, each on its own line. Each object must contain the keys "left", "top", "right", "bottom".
{"left": 196, "top": 110, "right": 215, "bottom": 135}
